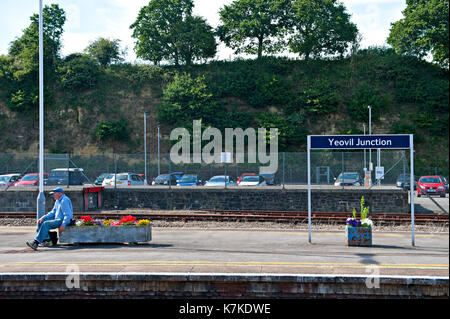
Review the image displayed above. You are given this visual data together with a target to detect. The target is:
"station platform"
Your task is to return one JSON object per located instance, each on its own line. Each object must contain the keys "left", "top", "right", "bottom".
{"left": 1, "top": 226, "right": 448, "bottom": 275}
{"left": 0, "top": 226, "right": 448, "bottom": 298}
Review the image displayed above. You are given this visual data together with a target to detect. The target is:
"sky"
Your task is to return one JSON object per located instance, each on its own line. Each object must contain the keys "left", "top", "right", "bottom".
{"left": 0, "top": 0, "right": 407, "bottom": 63}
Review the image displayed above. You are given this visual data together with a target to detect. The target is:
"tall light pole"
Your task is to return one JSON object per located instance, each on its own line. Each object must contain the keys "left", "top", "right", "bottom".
{"left": 37, "top": 0, "right": 45, "bottom": 219}
{"left": 368, "top": 105, "right": 372, "bottom": 186}
{"left": 363, "top": 123, "right": 366, "bottom": 171}
{"left": 157, "top": 125, "right": 160, "bottom": 176}
{"left": 144, "top": 111, "right": 149, "bottom": 185}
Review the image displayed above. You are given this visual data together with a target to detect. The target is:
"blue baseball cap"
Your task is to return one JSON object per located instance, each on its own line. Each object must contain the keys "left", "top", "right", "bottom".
{"left": 49, "top": 187, "right": 64, "bottom": 195}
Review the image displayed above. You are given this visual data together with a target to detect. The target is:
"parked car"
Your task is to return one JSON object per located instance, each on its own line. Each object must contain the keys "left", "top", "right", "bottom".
{"left": 334, "top": 172, "right": 361, "bottom": 186}
{"left": 396, "top": 174, "right": 417, "bottom": 189}
{"left": 177, "top": 174, "right": 202, "bottom": 186}
{"left": 238, "top": 175, "right": 260, "bottom": 186}
{"left": 102, "top": 174, "right": 116, "bottom": 187}
{"left": 95, "top": 173, "right": 112, "bottom": 186}
{"left": 171, "top": 172, "right": 184, "bottom": 182}
{"left": 106, "top": 172, "right": 145, "bottom": 187}
{"left": 152, "top": 174, "right": 178, "bottom": 185}
{"left": 138, "top": 174, "right": 152, "bottom": 185}
{"left": 44, "top": 168, "right": 86, "bottom": 186}
{"left": 0, "top": 173, "right": 21, "bottom": 187}
{"left": 15, "top": 173, "right": 49, "bottom": 187}
{"left": 439, "top": 176, "right": 449, "bottom": 193}
{"left": 259, "top": 173, "right": 277, "bottom": 186}
{"left": 236, "top": 173, "right": 256, "bottom": 185}
{"left": 416, "top": 176, "right": 446, "bottom": 197}
{"left": 204, "top": 175, "right": 236, "bottom": 187}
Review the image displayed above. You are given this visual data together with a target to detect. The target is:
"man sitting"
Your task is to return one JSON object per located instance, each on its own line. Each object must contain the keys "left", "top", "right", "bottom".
{"left": 26, "top": 187, "right": 73, "bottom": 250}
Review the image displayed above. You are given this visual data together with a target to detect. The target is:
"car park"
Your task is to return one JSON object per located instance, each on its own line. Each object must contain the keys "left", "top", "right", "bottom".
{"left": 177, "top": 174, "right": 202, "bottom": 186}
{"left": 105, "top": 172, "right": 145, "bottom": 187}
{"left": 334, "top": 172, "right": 361, "bottom": 186}
{"left": 15, "top": 173, "right": 49, "bottom": 187}
{"left": 204, "top": 175, "right": 236, "bottom": 187}
{"left": 238, "top": 175, "right": 260, "bottom": 186}
{"left": 152, "top": 174, "right": 178, "bottom": 185}
{"left": 44, "top": 168, "right": 86, "bottom": 186}
{"left": 439, "top": 176, "right": 449, "bottom": 193}
{"left": 416, "top": 175, "right": 446, "bottom": 197}
{"left": 0, "top": 173, "right": 21, "bottom": 187}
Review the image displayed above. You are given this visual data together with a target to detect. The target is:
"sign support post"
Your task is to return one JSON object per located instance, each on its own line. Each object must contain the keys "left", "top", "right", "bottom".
{"left": 307, "top": 134, "right": 415, "bottom": 246}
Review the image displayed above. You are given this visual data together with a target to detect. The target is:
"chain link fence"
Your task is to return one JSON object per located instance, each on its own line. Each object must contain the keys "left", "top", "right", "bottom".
{"left": 0, "top": 151, "right": 447, "bottom": 188}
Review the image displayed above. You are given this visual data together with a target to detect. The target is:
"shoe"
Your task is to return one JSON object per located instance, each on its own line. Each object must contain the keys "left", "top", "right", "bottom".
{"left": 40, "top": 240, "right": 53, "bottom": 247}
{"left": 26, "top": 240, "right": 38, "bottom": 250}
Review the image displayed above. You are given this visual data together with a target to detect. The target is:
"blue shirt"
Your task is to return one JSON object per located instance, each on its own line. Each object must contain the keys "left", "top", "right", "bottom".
{"left": 44, "top": 194, "right": 73, "bottom": 227}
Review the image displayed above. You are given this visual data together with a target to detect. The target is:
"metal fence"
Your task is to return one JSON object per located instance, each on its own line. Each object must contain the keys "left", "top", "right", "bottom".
{"left": 0, "top": 151, "right": 447, "bottom": 188}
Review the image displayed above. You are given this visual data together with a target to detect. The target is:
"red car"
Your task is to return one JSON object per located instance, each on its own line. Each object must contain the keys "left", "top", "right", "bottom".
{"left": 236, "top": 173, "right": 256, "bottom": 185}
{"left": 15, "top": 173, "right": 49, "bottom": 187}
{"left": 416, "top": 175, "right": 446, "bottom": 197}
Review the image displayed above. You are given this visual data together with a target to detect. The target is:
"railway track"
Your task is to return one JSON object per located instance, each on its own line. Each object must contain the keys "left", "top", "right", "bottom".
{"left": 0, "top": 210, "right": 448, "bottom": 225}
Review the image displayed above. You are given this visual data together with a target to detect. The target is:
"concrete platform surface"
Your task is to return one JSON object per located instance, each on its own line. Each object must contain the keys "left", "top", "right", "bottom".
{"left": 0, "top": 226, "right": 448, "bottom": 277}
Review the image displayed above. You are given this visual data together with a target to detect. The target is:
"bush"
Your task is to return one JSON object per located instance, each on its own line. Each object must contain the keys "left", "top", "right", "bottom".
{"left": 59, "top": 55, "right": 100, "bottom": 90}
{"left": 95, "top": 118, "right": 129, "bottom": 142}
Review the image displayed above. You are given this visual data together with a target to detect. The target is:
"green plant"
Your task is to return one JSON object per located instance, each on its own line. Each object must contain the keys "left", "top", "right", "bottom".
{"left": 360, "top": 196, "right": 370, "bottom": 224}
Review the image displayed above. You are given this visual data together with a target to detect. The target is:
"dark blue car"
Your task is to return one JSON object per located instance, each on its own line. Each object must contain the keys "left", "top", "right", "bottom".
{"left": 177, "top": 174, "right": 202, "bottom": 186}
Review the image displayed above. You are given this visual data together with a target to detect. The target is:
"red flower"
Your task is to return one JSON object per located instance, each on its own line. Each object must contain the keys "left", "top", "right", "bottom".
{"left": 80, "top": 215, "right": 94, "bottom": 223}
{"left": 116, "top": 215, "right": 137, "bottom": 225}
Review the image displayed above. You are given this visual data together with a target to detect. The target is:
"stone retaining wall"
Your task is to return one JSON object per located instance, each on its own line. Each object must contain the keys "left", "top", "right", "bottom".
{"left": 0, "top": 273, "right": 447, "bottom": 298}
{"left": 102, "top": 188, "right": 409, "bottom": 213}
{"left": 0, "top": 187, "right": 409, "bottom": 213}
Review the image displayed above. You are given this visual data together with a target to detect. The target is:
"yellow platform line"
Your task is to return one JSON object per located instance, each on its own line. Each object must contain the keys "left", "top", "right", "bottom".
{"left": 2, "top": 261, "right": 448, "bottom": 270}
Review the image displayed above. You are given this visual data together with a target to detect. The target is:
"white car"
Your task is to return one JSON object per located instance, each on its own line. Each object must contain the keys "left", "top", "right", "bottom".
{"left": 238, "top": 175, "right": 260, "bottom": 186}
{"left": 0, "top": 173, "right": 21, "bottom": 187}
{"left": 102, "top": 174, "right": 116, "bottom": 187}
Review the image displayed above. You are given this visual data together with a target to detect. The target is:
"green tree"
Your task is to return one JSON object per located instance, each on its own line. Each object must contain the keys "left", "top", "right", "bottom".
{"left": 217, "top": 0, "right": 290, "bottom": 59}
{"left": 287, "top": 0, "right": 357, "bottom": 60}
{"left": 130, "top": 0, "right": 216, "bottom": 65}
{"left": 96, "top": 118, "right": 129, "bottom": 142}
{"left": 59, "top": 54, "right": 100, "bottom": 90}
{"left": 177, "top": 16, "right": 217, "bottom": 65}
{"left": 387, "top": 0, "right": 449, "bottom": 68}
{"left": 158, "top": 73, "right": 215, "bottom": 126}
{"left": 85, "top": 37, "right": 125, "bottom": 67}
{"left": 9, "top": 3, "right": 66, "bottom": 77}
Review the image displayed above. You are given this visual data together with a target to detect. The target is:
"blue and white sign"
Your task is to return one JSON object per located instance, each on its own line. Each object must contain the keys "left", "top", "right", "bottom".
{"left": 310, "top": 134, "right": 410, "bottom": 150}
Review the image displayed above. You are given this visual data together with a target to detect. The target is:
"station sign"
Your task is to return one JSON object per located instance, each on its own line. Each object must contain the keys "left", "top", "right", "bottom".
{"left": 310, "top": 134, "right": 410, "bottom": 150}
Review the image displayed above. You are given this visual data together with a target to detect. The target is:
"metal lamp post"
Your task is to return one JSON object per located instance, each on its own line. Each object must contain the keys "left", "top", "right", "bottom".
{"left": 368, "top": 105, "right": 372, "bottom": 187}
{"left": 37, "top": 0, "right": 45, "bottom": 220}
{"left": 144, "top": 112, "right": 149, "bottom": 186}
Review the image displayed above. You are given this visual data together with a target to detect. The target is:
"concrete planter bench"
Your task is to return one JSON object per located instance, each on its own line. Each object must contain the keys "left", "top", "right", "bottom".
{"left": 59, "top": 225, "right": 151, "bottom": 244}
{"left": 345, "top": 226, "right": 372, "bottom": 247}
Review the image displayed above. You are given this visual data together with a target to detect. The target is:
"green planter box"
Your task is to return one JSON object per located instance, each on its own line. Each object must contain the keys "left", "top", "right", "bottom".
{"left": 345, "top": 226, "right": 372, "bottom": 247}
{"left": 59, "top": 225, "right": 151, "bottom": 244}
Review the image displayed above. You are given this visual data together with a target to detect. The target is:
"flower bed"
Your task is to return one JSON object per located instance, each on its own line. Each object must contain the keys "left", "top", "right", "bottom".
{"left": 345, "top": 197, "right": 372, "bottom": 247}
{"left": 59, "top": 215, "right": 151, "bottom": 244}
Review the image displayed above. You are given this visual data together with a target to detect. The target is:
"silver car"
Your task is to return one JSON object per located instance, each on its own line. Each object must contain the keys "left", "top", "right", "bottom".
{"left": 334, "top": 172, "right": 361, "bottom": 186}
{"left": 204, "top": 175, "right": 236, "bottom": 187}
{"left": 104, "top": 173, "right": 145, "bottom": 187}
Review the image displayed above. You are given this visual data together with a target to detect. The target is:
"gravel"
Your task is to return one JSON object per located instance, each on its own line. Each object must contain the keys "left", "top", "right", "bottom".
{"left": 1, "top": 217, "right": 448, "bottom": 233}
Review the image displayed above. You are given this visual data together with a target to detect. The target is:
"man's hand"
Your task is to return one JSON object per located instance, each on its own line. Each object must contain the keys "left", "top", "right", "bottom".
{"left": 59, "top": 225, "right": 65, "bottom": 233}
{"left": 38, "top": 217, "right": 44, "bottom": 225}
